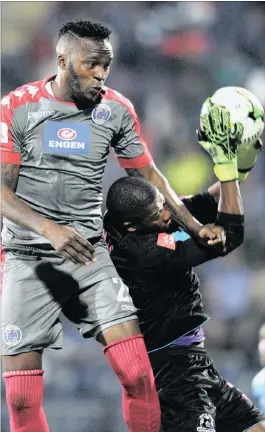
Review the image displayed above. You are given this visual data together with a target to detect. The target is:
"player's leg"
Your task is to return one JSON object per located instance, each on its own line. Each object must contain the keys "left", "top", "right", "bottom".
{"left": 214, "top": 378, "right": 265, "bottom": 432}
{"left": 67, "top": 242, "right": 161, "bottom": 432}
{"left": 149, "top": 345, "right": 217, "bottom": 432}
{"left": 2, "top": 351, "right": 50, "bottom": 432}
{"left": 99, "top": 318, "right": 161, "bottom": 432}
{"left": 1, "top": 251, "right": 63, "bottom": 432}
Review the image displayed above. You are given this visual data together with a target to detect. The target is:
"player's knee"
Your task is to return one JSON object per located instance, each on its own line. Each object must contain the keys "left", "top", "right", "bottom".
{"left": 126, "top": 367, "right": 155, "bottom": 399}
{"left": 6, "top": 382, "right": 36, "bottom": 412}
{"left": 4, "top": 370, "right": 44, "bottom": 412}
{"left": 104, "top": 335, "right": 156, "bottom": 397}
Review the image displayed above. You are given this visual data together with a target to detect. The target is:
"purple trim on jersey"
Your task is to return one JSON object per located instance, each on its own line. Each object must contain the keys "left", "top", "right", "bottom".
{"left": 147, "top": 320, "right": 209, "bottom": 354}
{"left": 171, "top": 326, "right": 205, "bottom": 346}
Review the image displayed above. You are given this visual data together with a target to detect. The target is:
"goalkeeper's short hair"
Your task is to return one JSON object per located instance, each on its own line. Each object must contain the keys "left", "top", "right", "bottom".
{"left": 106, "top": 176, "right": 156, "bottom": 225}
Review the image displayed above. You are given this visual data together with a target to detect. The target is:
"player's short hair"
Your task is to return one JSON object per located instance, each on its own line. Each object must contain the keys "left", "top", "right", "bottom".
{"left": 106, "top": 176, "right": 157, "bottom": 224}
{"left": 58, "top": 20, "right": 111, "bottom": 41}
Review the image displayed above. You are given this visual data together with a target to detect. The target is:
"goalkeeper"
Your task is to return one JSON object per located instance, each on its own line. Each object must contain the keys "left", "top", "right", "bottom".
{"left": 104, "top": 106, "right": 265, "bottom": 432}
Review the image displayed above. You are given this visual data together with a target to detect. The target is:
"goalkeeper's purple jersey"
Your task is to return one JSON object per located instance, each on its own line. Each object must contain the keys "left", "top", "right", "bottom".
{"left": 1, "top": 76, "right": 152, "bottom": 246}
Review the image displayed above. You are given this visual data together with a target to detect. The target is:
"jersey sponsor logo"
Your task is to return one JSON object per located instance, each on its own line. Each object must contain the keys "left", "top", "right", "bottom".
{"left": 3, "top": 325, "right": 22, "bottom": 346}
{"left": 43, "top": 121, "right": 90, "bottom": 155}
{"left": 1, "top": 122, "right": 8, "bottom": 144}
{"left": 157, "top": 233, "right": 176, "bottom": 250}
{"left": 197, "top": 413, "right": 215, "bottom": 432}
{"left": 57, "top": 128, "right": 77, "bottom": 140}
{"left": 28, "top": 111, "right": 55, "bottom": 119}
{"left": 92, "top": 103, "right": 111, "bottom": 124}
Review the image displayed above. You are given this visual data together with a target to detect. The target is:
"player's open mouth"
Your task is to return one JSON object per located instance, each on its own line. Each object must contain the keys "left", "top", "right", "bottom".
{"left": 90, "top": 87, "right": 102, "bottom": 93}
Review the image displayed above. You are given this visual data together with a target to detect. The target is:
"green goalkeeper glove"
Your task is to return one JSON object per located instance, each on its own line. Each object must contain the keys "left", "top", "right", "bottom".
{"left": 237, "top": 139, "right": 263, "bottom": 182}
{"left": 198, "top": 105, "right": 243, "bottom": 182}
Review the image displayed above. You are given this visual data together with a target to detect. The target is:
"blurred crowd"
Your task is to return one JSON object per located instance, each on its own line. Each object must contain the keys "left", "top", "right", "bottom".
{"left": 2, "top": 2, "right": 265, "bottom": 431}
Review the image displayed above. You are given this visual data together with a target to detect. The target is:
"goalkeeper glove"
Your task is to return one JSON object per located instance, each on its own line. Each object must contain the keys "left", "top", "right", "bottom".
{"left": 198, "top": 105, "right": 243, "bottom": 182}
{"left": 237, "top": 139, "right": 263, "bottom": 182}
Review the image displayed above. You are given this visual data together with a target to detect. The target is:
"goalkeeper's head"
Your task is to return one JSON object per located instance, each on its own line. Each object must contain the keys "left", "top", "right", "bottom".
{"left": 105, "top": 177, "right": 172, "bottom": 234}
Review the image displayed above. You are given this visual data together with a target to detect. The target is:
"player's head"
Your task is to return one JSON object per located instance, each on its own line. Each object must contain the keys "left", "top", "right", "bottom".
{"left": 106, "top": 177, "right": 172, "bottom": 234}
{"left": 56, "top": 20, "right": 113, "bottom": 103}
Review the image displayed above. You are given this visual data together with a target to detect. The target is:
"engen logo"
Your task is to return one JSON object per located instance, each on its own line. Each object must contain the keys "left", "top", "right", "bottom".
{"left": 43, "top": 121, "right": 90, "bottom": 155}
{"left": 57, "top": 128, "right": 77, "bottom": 140}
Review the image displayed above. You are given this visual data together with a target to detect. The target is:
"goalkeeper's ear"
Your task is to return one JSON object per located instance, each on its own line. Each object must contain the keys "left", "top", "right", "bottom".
{"left": 123, "top": 221, "right": 137, "bottom": 232}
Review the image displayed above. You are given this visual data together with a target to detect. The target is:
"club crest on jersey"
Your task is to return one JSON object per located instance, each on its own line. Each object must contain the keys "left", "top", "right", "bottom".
{"left": 3, "top": 325, "right": 22, "bottom": 346}
{"left": 197, "top": 413, "right": 215, "bottom": 432}
{"left": 43, "top": 121, "right": 90, "bottom": 155}
{"left": 92, "top": 104, "right": 111, "bottom": 125}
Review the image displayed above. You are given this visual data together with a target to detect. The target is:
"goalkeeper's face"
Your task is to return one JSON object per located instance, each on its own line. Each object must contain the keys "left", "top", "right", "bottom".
{"left": 134, "top": 190, "right": 172, "bottom": 233}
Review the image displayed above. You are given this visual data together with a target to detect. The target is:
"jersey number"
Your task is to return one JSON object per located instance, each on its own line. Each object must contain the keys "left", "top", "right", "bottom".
{"left": 112, "top": 278, "right": 131, "bottom": 302}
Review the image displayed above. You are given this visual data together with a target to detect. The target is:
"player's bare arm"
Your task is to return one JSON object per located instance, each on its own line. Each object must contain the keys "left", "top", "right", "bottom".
{"left": 126, "top": 162, "right": 224, "bottom": 244}
{"left": 1, "top": 162, "right": 48, "bottom": 233}
{"left": 1, "top": 163, "right": 95, "bottom": 265}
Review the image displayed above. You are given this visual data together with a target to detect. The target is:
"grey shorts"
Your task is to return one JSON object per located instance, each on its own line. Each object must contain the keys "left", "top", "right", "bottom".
{"left": 1, "top": 239, "right": 137, "bottom": 355}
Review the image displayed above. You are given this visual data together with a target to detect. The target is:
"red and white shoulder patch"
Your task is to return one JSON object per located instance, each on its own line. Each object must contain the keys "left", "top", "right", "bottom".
{"left": 1, "top": 79, "right": 44, "bottom": 112}
{"left": 157, "top": 233, "right": 176, "bottom": 250}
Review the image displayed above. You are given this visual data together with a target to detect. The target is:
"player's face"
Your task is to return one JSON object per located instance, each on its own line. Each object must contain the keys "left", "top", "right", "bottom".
{"left": 141, "top": 190, "right": 172, "bottom": 233}
{"left": 67, "top": 39, "right": 113, "bottom": 102}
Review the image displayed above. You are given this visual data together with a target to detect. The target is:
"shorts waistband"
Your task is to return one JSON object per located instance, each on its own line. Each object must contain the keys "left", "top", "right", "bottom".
{"left": 3, "top": 236, "right": 103, "bottom": 254}
{"left": 149, "top": 343, "right": 207, "bottom": 369}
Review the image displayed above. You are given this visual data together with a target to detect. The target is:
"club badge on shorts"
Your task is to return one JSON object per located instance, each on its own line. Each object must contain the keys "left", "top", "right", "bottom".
{"left": 3, "top": 325, "right": 22, "bottom": 346}
{"left": 92, "top": 104, "right": 111, "bottom": 125}
{"left": 197, "top": 413, "right": 215, "bottom": 432}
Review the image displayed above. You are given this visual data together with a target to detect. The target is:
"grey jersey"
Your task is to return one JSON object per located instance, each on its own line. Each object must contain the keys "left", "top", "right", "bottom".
{"left": 1, "top": 76, "right": 152, "bottom": 245}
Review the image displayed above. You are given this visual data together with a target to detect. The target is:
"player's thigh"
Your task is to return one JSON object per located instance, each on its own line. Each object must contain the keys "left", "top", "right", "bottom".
{"left": 68, "top": 275, "right": 138, "bottom": 343}
{"left": 216, "top": 380, "right": 265, "bottom": 432}
{"left": 153, "top": 351, "right": 216, "bottom": 431}
{"left": 1, "top": 251, "right": 63, "bottom": 357}
{"left": 2, "top": 351, "right": 43, "bottom": 372}
{"left": 98, "top": 319, "right": 141, "bottom": 346}
{"left": 159, "top": 383, "right": 216, "bottom": 432}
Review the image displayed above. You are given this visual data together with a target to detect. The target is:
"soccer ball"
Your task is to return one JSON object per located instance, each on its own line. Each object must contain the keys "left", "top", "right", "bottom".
{"left": 200, "top": 87, "right": 264, "bottom": 145}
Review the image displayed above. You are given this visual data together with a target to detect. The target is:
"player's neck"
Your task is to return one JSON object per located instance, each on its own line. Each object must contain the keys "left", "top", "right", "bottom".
{"left": 51, "top": 75, "right": 73, "bottom": 103}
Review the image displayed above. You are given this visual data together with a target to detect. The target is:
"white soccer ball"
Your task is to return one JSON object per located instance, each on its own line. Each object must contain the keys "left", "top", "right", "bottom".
{"left": 200, "top": 87, "right": 264, "bottom": 145}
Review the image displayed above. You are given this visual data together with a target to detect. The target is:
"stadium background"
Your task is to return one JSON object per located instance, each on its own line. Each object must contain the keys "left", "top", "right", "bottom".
{"left": 1, "top": 1, "right": 265, "bottom": 430}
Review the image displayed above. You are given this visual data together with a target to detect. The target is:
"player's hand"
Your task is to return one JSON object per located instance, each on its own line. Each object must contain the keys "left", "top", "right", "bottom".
{"left": 198, "top": 105, "right": 243, "bottom": 182}
{"left": 237, "top": 138, "right": 263, "bottom": 182}
{"left": 43, "top": 221, "right": 96, "bottom": 265}
{"left": 198, "top": 224, "right": 226, "bottom": 246}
